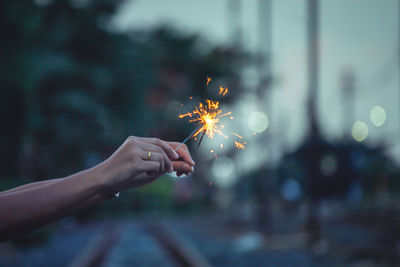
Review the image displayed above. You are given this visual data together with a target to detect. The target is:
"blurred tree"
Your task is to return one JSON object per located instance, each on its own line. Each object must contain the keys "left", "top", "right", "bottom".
{"left": 0, "top": 0, "right": 243, "bottom": 186}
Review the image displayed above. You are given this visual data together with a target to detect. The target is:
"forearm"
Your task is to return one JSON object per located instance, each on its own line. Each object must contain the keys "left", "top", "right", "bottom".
{"left": 0, "top": 165, "right": 108, "bottom": 241}
{"left": 0, "top": 178, "right": 63, "bottom": 196}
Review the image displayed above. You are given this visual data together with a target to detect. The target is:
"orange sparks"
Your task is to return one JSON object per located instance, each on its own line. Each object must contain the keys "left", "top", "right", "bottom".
{"left": 189, "top": 96, "right": 193, "bottom": 100}
{"left": 180, "top": 99, "right": 231, "bottom": 139}
{"left": 178, "top": 76, "right": 247, "bottom": 152}
{"left": 207, "top": 76, "right": 212, "bottom": 86}
{"left": 219, "top": 86, "right": 228, "bottom": 96}
{"left": 231, "top": 132, "right": 243, "bottom": 139}
{"left": 234, "top": 141, "right": 247, "bottom": 149}
{"left": 179, "top": 112, "right": 193, "bottom": 118}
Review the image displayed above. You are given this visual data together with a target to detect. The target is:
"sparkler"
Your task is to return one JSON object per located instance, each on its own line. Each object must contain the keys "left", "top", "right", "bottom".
{"left": 174, "top": 77, "right": 247, "bottom": 154}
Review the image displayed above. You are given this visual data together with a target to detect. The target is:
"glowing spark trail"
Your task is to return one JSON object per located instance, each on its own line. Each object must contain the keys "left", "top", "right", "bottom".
{"left": 234, "top": 141, "right": 247, "bottom": 149}
{"left": 231, "top": 132, "right": 243, "bottom": 139}
{"left": 219, "top": 86, "right": 228, "bottom": 96}
{"left": 206, "top": 76, "right": 212, "bottom": 86}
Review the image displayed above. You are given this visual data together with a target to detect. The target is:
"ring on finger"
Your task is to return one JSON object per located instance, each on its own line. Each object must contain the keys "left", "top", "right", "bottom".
{"left": 147, "top": 151, "right": 152, "bottom": 160}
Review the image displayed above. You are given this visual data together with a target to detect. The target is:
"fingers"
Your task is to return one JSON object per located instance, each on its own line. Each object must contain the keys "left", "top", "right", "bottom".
{"left": 139, "top": 137, "right": 180, "bottom": 160}
{"left": 138, "top": 151, "right": 166, "bottom": 174}
{"left": 127, "top": 136, "right": 195, "bottom": 177}
{"left": 137, "top": 143, "right": 173, "bottom": 172}
{"left": 140, "top": 161, "right": 161, "bottom": 176}
{"left": 172, "top": 161, "right": 194, "bottom": 174}
{"left": 167, "top": 142, "right": 195, "bottom": 167}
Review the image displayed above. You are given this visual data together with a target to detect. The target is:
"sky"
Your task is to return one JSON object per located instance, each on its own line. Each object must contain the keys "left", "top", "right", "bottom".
{"left": 111, "top": 0, "right": 400, "bottom": 177}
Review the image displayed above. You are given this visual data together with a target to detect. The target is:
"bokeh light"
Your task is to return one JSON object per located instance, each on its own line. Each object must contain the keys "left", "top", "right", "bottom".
{"left": 211, "top": 156, "right": 236, "bottom": 187}
{"left": 281, "top": 178, "right": 302, "bottom": 201}
{"left": 351, "top": 121, "right": 369, "bottom": 142}
{"left": 248, "top": 111, "right": 269, "bottom": 133}
{"left": 320, "top": 154, "right": 337, "bottom": 176}
{"left": 369, "top": 105, "right": 387, "bottom": 127}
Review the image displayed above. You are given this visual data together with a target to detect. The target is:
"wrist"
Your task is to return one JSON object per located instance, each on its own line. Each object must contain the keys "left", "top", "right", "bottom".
{"left": 88, "top": 161, "right": 115, "bottom": 199}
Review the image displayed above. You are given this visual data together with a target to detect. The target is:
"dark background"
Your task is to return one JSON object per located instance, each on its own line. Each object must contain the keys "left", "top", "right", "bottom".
{"left": 0, "top": 0, "right": 399, "bottom": 266}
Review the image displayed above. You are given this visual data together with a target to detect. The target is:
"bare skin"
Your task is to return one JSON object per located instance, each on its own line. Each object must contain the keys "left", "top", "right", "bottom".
{"left": 0, "top": 136, "right": 195, "bottom": 241}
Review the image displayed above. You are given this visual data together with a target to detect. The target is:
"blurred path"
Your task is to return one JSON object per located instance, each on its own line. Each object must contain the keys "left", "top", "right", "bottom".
{"left": 1, "top": 214, "right": 392, "bottom": 266}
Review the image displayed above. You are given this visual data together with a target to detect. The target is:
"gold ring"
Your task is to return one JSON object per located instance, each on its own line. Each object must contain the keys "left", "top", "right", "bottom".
{"left": 147, "top": 151, "right": 152, "bottom": 160}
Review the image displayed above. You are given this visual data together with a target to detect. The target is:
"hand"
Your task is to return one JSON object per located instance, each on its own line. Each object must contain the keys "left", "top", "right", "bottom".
{"left": 100, "top": 136, "right": 175, "bottom": 192}
{"left": 129, "top": 137, "right": 195, "bottom": 176}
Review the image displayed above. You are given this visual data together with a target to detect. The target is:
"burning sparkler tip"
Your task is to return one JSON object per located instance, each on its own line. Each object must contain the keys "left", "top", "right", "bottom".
{"left": 177, "top": 76, "right": 247, "bottom": 154}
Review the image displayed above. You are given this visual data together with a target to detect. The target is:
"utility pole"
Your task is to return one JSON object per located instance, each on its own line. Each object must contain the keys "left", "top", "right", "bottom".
{"left": 398, "top": 0, "right": 400, "bottom": 161}
{"left": 258, "top": 0, "right": 272, "bottom": 93}
{"left": 341, "top": 67, "right": 355, "bottom": 137}
{"left": 305, "top": 0, "right": 322, "bottom": 246}
{"left": 307, "top": 0, "right": 320, "bottom": 138}
{"left": 228, "top": 0, "right": 242, "bottom": 48}
{"left": 256, "top": 0, "right": 273, "bottom": 234}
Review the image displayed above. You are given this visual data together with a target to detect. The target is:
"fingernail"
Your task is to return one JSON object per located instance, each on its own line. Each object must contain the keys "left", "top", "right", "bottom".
{"left": 191, "top": 160, "right": 195, "bottom": 165}
{"left": 191, "top": 166, "right": 194, "bottom": 172}
{"left": 173, "top": 151, "right": 179, "bottom": 159}
{"left": 169, "top": 166, "right": 174, "bottom": 172}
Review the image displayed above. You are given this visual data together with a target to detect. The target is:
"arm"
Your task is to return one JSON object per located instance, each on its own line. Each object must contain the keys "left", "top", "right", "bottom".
{"left": 0, "top": 166, "right": 108, "bottom": 241}
{"left": 0, "top": 178, "right": 63, "bottom": 196}
{"left": 0, "top": 136, "right": 194, "bottom": 241}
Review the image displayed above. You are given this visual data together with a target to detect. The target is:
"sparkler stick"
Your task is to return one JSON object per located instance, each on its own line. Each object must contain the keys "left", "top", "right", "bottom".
{"left": 174, "top": 125, "right": 202, "bottom": 152}
{"left": 196, "top": 131, "right": 206, "bottom": 149}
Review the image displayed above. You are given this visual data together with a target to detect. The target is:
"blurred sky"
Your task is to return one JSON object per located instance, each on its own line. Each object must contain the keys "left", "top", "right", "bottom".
{"left": 111, "top": 0, "right": 399, "bottom": 165}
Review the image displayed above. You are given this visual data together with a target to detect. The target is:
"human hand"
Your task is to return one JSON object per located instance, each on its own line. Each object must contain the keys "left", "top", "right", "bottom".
{"left": 100, "top": 136, "right": 176, "bottom": 192}
{"left": 99, "top": 137, "right": 195, "bottom": 193}
{"left": 129, "top": 137, "right": 195, "bottom": 176}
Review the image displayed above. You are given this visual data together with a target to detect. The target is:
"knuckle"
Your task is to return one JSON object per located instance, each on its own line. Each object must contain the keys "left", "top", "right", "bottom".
{"left": 126, "top": 139, "right": 136, "bottom": 146}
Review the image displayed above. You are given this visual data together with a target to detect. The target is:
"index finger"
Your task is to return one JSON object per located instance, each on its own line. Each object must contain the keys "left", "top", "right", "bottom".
{"left": 167, "top": 142, "right": 195, "bottom": 166}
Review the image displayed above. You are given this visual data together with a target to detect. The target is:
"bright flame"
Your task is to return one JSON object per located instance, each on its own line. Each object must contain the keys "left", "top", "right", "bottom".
{"left": 182, "top": 99, "right": 231, "bottom": 139}
{"left": 178, "top": 77, "right": 247, "bottom": 152}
